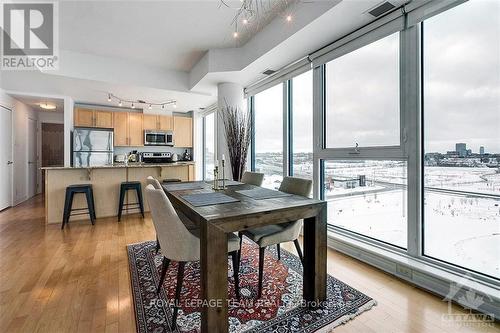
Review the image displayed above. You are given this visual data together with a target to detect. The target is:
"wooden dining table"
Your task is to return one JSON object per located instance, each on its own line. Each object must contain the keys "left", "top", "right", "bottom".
{"left": 163, "top": 181, "right": 327, "bottom": 333}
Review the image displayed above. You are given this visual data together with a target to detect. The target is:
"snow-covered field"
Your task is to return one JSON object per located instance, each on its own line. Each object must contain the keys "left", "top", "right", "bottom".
{"left": 255, "top": 160, "right": 499, "bottom": 278}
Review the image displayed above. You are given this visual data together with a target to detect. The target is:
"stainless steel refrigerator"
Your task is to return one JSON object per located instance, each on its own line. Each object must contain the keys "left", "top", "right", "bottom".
{"left": 73, "top": 127, "right": 114, "bottom": 167}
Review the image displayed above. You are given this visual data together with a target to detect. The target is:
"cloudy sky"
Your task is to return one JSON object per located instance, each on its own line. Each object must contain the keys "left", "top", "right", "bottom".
{"left": 253, "top": 0, "right": 499, "bottom": 155}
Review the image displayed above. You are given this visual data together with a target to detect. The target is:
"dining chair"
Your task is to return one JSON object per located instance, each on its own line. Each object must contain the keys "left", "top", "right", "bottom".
{"left": 146, "top": 176, "right": 198, "bottom": 254}
{"left": 145, "top": 184, "right": 241, "bottom": 328}
{"left": 238, "top": 176, "right": 312, "bottom": 298}
{"left": 240, "top": 171, "right": 264, "bottom": 186}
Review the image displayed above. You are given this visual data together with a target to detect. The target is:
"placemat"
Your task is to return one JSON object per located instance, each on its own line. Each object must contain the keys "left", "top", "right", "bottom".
{"left": 235, "top": 188, "right": 292, "bottom": 200}
{"left": 205, "top": 179, "right": 245, "bottom": 186}
{"left": 181, "top": 192, "right": 240, "bottom": 207}
{"left": 163, "top": 182, "right": 206, "bottom": 191}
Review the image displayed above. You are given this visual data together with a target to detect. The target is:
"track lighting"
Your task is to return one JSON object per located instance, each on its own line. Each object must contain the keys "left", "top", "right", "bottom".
{"left": 106, "top": 93, "right": 176, "bottom": 111}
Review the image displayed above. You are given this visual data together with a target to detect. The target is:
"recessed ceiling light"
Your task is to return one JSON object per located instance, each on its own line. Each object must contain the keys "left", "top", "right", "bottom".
{"left": 40, "top": 103, "right": 56, "bottom": 110}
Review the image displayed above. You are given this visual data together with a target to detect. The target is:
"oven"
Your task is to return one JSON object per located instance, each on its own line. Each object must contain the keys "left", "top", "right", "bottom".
{"left": 144, "top": 130, "right": 174, "bottom": 146}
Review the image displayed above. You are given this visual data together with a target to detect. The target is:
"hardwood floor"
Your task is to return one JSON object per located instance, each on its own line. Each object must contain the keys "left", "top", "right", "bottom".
{"left": 0, "top": 195, "right": 497, "bottom": 333}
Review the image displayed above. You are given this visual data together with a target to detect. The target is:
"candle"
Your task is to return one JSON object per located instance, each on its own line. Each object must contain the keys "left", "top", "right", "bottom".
{"left": 222, "top": 154, "right": 225, "bottom": 161}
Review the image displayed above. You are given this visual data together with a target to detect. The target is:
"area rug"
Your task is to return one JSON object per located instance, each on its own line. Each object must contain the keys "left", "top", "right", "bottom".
{"left": 127, "top": 240, "right": 376, "bottom": 333}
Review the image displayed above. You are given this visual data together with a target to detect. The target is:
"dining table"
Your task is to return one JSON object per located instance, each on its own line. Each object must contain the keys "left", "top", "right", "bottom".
{"left": 163, "top": 181, "right": 327, "bottom": 333}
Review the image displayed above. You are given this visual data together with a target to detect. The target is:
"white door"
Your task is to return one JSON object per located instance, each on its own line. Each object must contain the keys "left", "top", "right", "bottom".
{"left": 0, "top": 106, "right": 13, "bottom": 210}
{"left": 27, "top": 118, "right": 37, "bottom": 198}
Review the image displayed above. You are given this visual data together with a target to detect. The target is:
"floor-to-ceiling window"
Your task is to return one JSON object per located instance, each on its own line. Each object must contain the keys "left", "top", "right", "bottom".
{"left": 422, "top": 0, "right": 500, "bottom": 279}
{"left": 291, "top": 71, "right": 313, "bottom": 185}
{"left": 203, "top": 112, "right": 215, "bottom": 180}
{"left": 322, "top": 33, "right": 408, "bottom": 249}
{"left": 254, "top": 84, "right": 284, "bottom": 189}
{"left": 245, "top": 0, "right": 498, "bottom": 299}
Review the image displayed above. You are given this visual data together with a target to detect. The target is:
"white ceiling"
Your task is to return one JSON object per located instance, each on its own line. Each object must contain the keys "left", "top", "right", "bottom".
{"left": 59, "top": 0, "right": 280, "bottom": 71}
{"left": 1, "top": 0, "right": 410, "bottom": 111}
{"left": 9, "top": 94, "right": 64, "bottom": 113}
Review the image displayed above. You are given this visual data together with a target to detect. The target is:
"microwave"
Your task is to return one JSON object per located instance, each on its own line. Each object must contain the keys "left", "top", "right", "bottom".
{"left": 144, "top": 130, "right": 174, "bottom": 146}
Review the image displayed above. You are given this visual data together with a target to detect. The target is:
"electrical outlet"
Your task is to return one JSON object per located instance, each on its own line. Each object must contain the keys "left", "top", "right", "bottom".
{"left": 396, "top": 264, "right": 413, "bottom": 279}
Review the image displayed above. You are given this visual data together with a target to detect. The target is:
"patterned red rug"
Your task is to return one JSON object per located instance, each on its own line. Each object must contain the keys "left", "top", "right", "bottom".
{"left": 127, "top": 240, "right": 376, "bottom": 333}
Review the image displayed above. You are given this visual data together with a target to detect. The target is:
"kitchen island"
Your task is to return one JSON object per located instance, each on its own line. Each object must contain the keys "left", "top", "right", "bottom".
{"left": 42, "top": 162, "right": 195, "bottom": 225}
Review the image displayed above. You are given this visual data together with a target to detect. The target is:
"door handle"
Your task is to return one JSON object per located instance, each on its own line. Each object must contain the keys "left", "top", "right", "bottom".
{"left": 7, "top": 161, "right": 13, "bottom": 165}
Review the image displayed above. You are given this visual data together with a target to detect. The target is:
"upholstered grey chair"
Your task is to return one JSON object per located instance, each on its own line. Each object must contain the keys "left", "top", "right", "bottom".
{"left": 146, "top": 176, "right": 198, "bottom": 254}
{"left": 239, "top": 176, "right": 312, "bottom": 298}
{"left": 145, "top": 184, "right": 241, "bottom": 327}
{"left": 241, "top": 171, "right": 265, "bottom": 186}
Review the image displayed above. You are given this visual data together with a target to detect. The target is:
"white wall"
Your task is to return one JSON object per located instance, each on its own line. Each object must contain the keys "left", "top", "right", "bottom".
{"left": 0, "top": 89, "right": 39, "bottom": 205}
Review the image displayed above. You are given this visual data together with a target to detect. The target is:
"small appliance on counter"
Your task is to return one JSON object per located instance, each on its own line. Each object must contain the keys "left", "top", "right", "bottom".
{"left": 182, "top": 149, "right": 191, "bottom": 161}
{"left": 144, "top": 130, "right": 174, "bottom": 146}
{"left": 171, "top": 153, "right": 178, "bottom": 162}
{"left": 73, "top": 127, "right": 114, "bottom": 167}
{"left": 142, "top": 152, "right": 172, "bottom": 164}
{"left": 114, "top": 154, "right": 127, "bottom": 163}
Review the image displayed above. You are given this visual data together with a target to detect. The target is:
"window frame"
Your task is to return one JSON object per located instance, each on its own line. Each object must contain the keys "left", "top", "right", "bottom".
{"left": 202, "top": 111, "right": 216, "bottom": 181}
{"left": 246, "top": 0, "right": 498, "bottom": 286}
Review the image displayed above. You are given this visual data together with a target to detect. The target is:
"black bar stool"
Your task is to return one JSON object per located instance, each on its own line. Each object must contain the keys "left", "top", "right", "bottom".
{"left": 118, "top": 181, "right": 145, "bottom": 222}
{"left": 62, "top": 184, "right": 96, "bottom": 229}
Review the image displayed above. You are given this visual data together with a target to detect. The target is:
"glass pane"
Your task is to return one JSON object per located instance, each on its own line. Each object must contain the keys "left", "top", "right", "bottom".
{"left": 254, "top": 84, "right": 283, "bottom": 189}
{"left": 423, "top": 1, "right": 500, "bottom": 279}
{"left": 324, "top": 160, "right": 407, "bottom": 248}
{"left": 325, "top": 33, "right": 400, "bottom": 148}
{"left": 292, "top": 71, "right": 313, "bottom": 189}
{"left": 204, "top": 113, "right": 215, "bottom": 180}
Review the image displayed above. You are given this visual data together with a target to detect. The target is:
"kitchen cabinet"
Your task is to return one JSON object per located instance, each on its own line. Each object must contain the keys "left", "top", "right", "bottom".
{"left": 159, "top": 115, "right": 172, "bottom": 131}
{"left": 173, "top": 116, "right": 192, "bottom": 148}
{"left": 143, "top": 114, "right": 157, "bottom": 130}
{"left": 114, "top": 112, "right": 143, "bottom": 147}
{"left": 74, "top": 108, "right": 113, "bottom": 128}
{"left": 94, "top": 110, "right": 113, "bottom": 128}
{"left": 113, "top": 112, "right": 129, "bottom": 146}
{"left": 74, "top": 108, "right": 94, "bottom": 127}
{"left": 128, "top": 113, "right": 143, "bottom": 146}
{"left": 143, "top": 114, "right": 172, "bottom": 131}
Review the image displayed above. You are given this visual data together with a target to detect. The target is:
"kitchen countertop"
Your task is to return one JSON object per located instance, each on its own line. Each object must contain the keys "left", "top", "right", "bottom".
{"left": 41, "top": 161, "right": 195, "bottom": 170}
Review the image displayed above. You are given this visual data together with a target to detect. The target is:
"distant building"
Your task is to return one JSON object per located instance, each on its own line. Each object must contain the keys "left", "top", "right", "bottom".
{"left": 332, "top": 176, "right": 359, "bottom": 189}
{"left": 456, "top": 143, "right": 467, "bottom": 157}
{"left": 466, "top": 149, "right": 472, "bottom": 156}
{"left": 480, "top": 146, "right": 485, "bottom": 155}
{"left": 359, "top": 175, "right": 366, "bottom": 187}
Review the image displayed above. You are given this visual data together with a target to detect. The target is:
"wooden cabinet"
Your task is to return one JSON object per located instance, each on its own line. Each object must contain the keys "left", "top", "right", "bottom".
{"left": 159, "top": 115, "right": 172, "bottom": 131}
{"left": 74, "top": 108, "right": 113, "bottom": 128}
{"left": 128, "top": 113, "right": 143, "bottom": 146}
{"left": 113, "top": 112, "right": 129, "bottom": 146}
{"left": 74, "top": 107, "right": 192, "bottom": 147}
{"left": 188, "top": 165, "right": 195, "bottom": 181}
{"left": 74, "top": 108, "right": 94, "bottom": 127}
{"left": 113, "top": 112, "right": 143, "bottom": 146}
{"left": 143, "top": 114, "right": 158, "bottom": 130}
{"left": 173, "top": 116, "right": 193, "bottom": 148}
{"left": 94, "top": 110, "right": 113, "bottom": 128}
{"left": 143, "top": 114, "right": 173, "bottom": 131}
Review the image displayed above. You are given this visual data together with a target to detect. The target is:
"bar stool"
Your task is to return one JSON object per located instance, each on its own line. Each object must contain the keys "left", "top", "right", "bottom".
{"left": 118, "top": 181, "right": 145, "bottom": 222}
{"left": 61, "top": 184, "right": 96, "bottom": 229}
